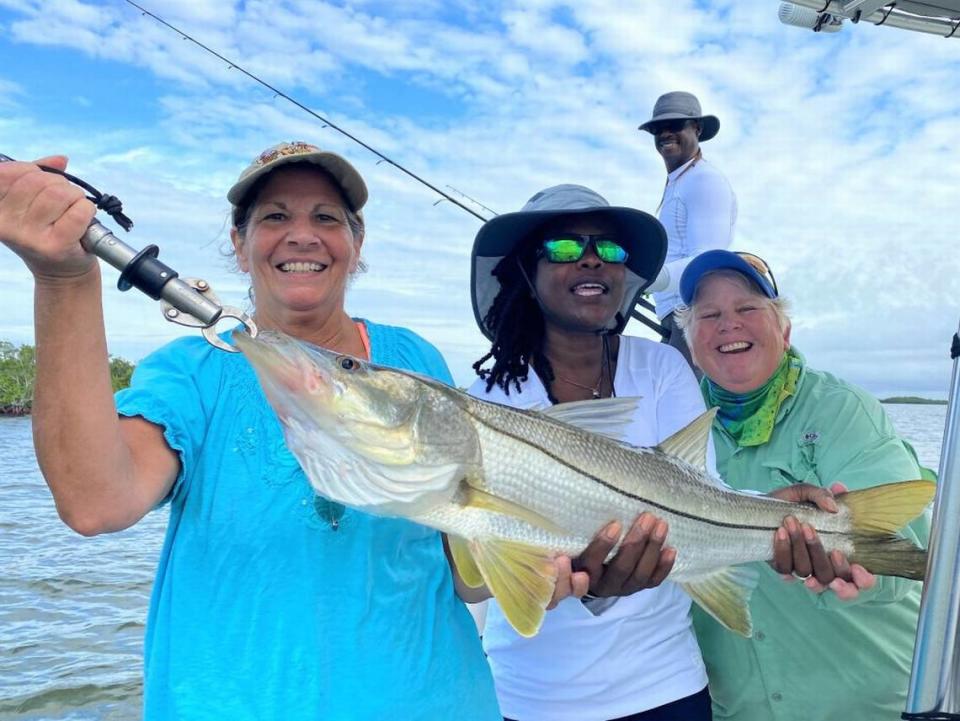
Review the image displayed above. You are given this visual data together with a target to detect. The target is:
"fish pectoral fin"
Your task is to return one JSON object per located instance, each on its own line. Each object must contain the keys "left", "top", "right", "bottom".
{"left": 471, "top": 539, "right": 557, "bottom": 638}
{"left": 842, "top": 479, "right": 936, "bottom": 534}
{"left": 538, "top": 397, "right": 641, "bottom": 444}
{"left": 681, "top": 564, "right": 758, "bottom": 638}
{"left": 462, "top": 486, "right": 567, "bottom": 536}
{"left": 448, "top": 535, "right": 485, "bottom": 588}
{"left": 657, "top": 407, "right": 717, "bottom": 473}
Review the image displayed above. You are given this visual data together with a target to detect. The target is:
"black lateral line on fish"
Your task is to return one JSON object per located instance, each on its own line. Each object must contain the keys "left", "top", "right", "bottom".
{"left": 470, "top": 412, "right": 847, "bottom": 535}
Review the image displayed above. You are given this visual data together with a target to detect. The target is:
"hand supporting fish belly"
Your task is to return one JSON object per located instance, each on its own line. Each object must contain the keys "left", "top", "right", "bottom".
{"left": 572, "top": 513, "right": 677, "bottom": 599}
{"left": 235, "top": 330, "right": 936, "bottom": 639}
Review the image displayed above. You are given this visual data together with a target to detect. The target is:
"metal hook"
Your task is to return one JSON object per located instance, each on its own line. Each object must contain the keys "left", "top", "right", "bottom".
{"left": 161, "top": 278, "right": 257, "bottom": 353}
{"left": 202, "top": 308, "right": 258, "bottom": 353}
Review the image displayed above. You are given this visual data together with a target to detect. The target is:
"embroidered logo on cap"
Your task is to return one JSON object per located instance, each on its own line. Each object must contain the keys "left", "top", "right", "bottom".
{"left": 255, "top": 141, "right": 319, "bottom": 167}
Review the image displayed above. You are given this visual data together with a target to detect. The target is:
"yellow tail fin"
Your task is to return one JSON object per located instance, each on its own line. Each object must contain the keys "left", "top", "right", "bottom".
{"left": 849, "top": 536, "right": 928, "bottom": 580}
{"left": 841, "top": 479, "right": 935, "bottom": 580}
{"left": 842, "top": 479, "right": 935, "bottom": 534}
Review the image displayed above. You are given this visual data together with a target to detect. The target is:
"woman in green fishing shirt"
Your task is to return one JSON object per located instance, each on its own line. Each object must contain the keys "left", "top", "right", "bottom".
{"left": 675, "top": 249, "right": 932, "bottom": 721}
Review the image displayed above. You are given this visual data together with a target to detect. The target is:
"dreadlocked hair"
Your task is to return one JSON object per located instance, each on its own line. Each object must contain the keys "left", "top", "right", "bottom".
{"left": 472, "top": 242, "right": 559, "bottom": 398}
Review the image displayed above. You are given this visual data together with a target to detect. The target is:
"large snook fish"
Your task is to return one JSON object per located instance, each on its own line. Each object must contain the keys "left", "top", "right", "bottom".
{"left": 234, "top": 330, "right": 934, "bottom": 638}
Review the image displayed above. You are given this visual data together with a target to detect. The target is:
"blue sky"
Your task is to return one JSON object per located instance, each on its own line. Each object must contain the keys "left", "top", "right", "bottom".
{"left": 1, "top": 0, "right": 958, "bottom": 397}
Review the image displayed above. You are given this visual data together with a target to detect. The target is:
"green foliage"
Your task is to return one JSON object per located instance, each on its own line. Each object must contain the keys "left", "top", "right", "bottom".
{"left": 880, "top": 396, "right": 947, "bottom": 405}
{"left": 0, "top": 341, "right": 35, "bottom": 415}
{"left": 0, "top": 340, "right": 135, "bottom": 415}
{"left": 109, "top": 356, "right": 135, "bottom": 392}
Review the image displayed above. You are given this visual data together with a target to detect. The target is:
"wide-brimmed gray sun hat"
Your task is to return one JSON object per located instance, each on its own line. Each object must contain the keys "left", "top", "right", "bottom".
{"left": 638, "top": 91, "right": 720, "bottom": 142}
{"left": 471, "top": 184, "right": 667, "bottom": 339}
{"left": 227, "top": 141, "right": 368, "bottom": 211}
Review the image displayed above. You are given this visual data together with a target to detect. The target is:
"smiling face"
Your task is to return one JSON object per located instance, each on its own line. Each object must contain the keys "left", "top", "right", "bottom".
{"left": 651, "top": 119, "right": 701, "bottom": 172}
{"left": 688, "top": 273, "right": 791, "bottom": 393}
{"left": 231, "top": 166, "right": 362, "bottom": 329}
{"left": 533, "top": 216, "right": 627, "bottom": 334}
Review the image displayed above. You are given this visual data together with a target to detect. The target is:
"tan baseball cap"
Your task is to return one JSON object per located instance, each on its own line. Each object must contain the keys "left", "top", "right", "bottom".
{"left": 227, "top": 141, "right": 368, "bottom": 211}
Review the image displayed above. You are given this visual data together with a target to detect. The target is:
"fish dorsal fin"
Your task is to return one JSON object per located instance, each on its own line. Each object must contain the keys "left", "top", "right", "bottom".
{"left": 657, "top": 407, "right": 717, "bottom": 472}
{"left": 681, "top": 564, "right": 758, "bottom": 638}
{"left": 538, "top": 397, "right": 641, "bottom": 444}
{"left": 469, "top": 538, "right": 557, "bottom": 638}
{"left": 448, "top": 535, "right": 485, "bottom": 588}
{"left": 462, "top": 486, "right": 567, "bottom": 536}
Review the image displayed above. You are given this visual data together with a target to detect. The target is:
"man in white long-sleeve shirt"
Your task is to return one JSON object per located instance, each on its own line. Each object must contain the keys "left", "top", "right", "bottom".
{"left": 639, "top": 91, "right": 737, "bottom": 373}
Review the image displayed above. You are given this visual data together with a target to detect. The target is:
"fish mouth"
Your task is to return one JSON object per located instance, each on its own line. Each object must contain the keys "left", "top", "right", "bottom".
{"left": 718, "top": 341, "right": 752, "bottom": 354}
{"left": 234, "top": 330, "right": 336, "bottom": 408}
{"left": 275, "top": 260, "right": 329, "bottom": 273}
{"left": 570, "top": 281, "right": 609, "bottom": 297}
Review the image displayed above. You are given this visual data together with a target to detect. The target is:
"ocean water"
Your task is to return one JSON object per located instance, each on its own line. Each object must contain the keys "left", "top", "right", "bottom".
{"left": 0, "top": 403, "right": 950, "bottom": 719}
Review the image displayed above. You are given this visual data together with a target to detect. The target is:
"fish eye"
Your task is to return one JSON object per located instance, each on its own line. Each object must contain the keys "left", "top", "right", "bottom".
{"left": 337, "top": 356, "right": 358, "bottom": 371}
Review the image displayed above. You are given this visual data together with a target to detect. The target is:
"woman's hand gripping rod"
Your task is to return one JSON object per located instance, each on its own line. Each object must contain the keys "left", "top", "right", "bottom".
{"left": 0, "top": 154, "right": 256, "bottom": 352}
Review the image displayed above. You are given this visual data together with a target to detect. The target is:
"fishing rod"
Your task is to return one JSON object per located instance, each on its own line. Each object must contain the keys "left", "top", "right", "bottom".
{"left": 122, "top": 1, "right": 669, "bottom": 339}
{"left": 123, "top": 0, "right": 489, "bottom": 224}
{"left": 0, "top": 154, "right": 256, "bottom": 352}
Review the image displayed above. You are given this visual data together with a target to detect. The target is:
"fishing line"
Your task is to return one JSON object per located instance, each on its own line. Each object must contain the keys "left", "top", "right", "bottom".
{"left": 121, "top": 1, "right": 663, "bottom": 332}
{"left": 122, "top": 0, "right": 491, "bottom": 223}
{"left": 30, "top": 162, "right": 133, "bottom": 231}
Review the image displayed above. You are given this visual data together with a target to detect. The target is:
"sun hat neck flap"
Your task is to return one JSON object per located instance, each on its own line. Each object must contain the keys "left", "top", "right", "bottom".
{"left": 638, "top": 91, "right": 720, "bottom": 142}
{"left": 471, "top": 184, "right": 667, "bottom": 340}
{"left": 227, "top": 141, "right": 368, "bottom": 212}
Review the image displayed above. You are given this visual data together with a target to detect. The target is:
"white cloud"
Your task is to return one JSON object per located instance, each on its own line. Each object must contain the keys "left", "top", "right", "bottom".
{"left": 0, "top": 0, "right": 957, "bottom": 396}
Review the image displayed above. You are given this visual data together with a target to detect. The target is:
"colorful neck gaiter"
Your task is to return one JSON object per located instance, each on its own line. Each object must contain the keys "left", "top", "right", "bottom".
{"left": 703, "top": 348, "right": 802, "bottom": 447}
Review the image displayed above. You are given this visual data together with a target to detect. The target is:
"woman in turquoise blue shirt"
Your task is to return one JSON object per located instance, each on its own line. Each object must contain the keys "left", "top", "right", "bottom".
{"left": 0, "top": 143, "right": 500, "bottom": 720}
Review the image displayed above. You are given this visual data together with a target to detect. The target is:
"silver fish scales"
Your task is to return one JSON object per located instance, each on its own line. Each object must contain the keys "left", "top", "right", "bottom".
{"left": 236, "top": 330, "right": 934, "bottom": 638}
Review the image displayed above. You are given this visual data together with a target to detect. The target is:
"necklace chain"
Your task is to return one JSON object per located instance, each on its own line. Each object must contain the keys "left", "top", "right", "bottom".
{"left": 554, "top": 369, "right": 604, "bottom": 399}
{"left": 550, "top": 335, "right": 615, "bottom": 400}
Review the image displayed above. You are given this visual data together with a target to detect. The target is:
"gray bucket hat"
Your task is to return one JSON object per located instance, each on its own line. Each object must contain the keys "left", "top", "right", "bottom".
{"left": 471, "top": 184, "right": 667, "bottom": 340}
{"left": 638, "top": 91, "right": 720, "bottom": 142}
{"left": 227, "top": 141, "right": 368, "bottom": 211}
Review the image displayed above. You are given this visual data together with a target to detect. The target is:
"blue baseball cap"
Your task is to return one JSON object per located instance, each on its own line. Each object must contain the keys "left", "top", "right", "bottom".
{"left": 680, "top": 249, "right": 778, "bottom": 305}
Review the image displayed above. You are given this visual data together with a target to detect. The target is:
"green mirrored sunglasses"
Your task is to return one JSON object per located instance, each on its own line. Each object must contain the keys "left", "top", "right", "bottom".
{"left": 539, "top": 235, "right": 629, "bottom": 264}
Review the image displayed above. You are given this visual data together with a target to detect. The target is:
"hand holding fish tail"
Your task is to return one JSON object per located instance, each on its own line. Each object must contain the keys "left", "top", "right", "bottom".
{"left": 796, "top": 552, "right": 877, "bottom": 598}
{"left": 768, "top": 481, "right": 879, "bottom": 599}
{"left": 796, "top": 482, "right": 878, "bottom": 599}
{"left": 816, "top": 560, "right": 877, "bottom": 599}
{"left": 769, "top": 482, "right": 843, "bottom": 583}
{"left": 572, "top": 513, "right": 676, "bottom": 598}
